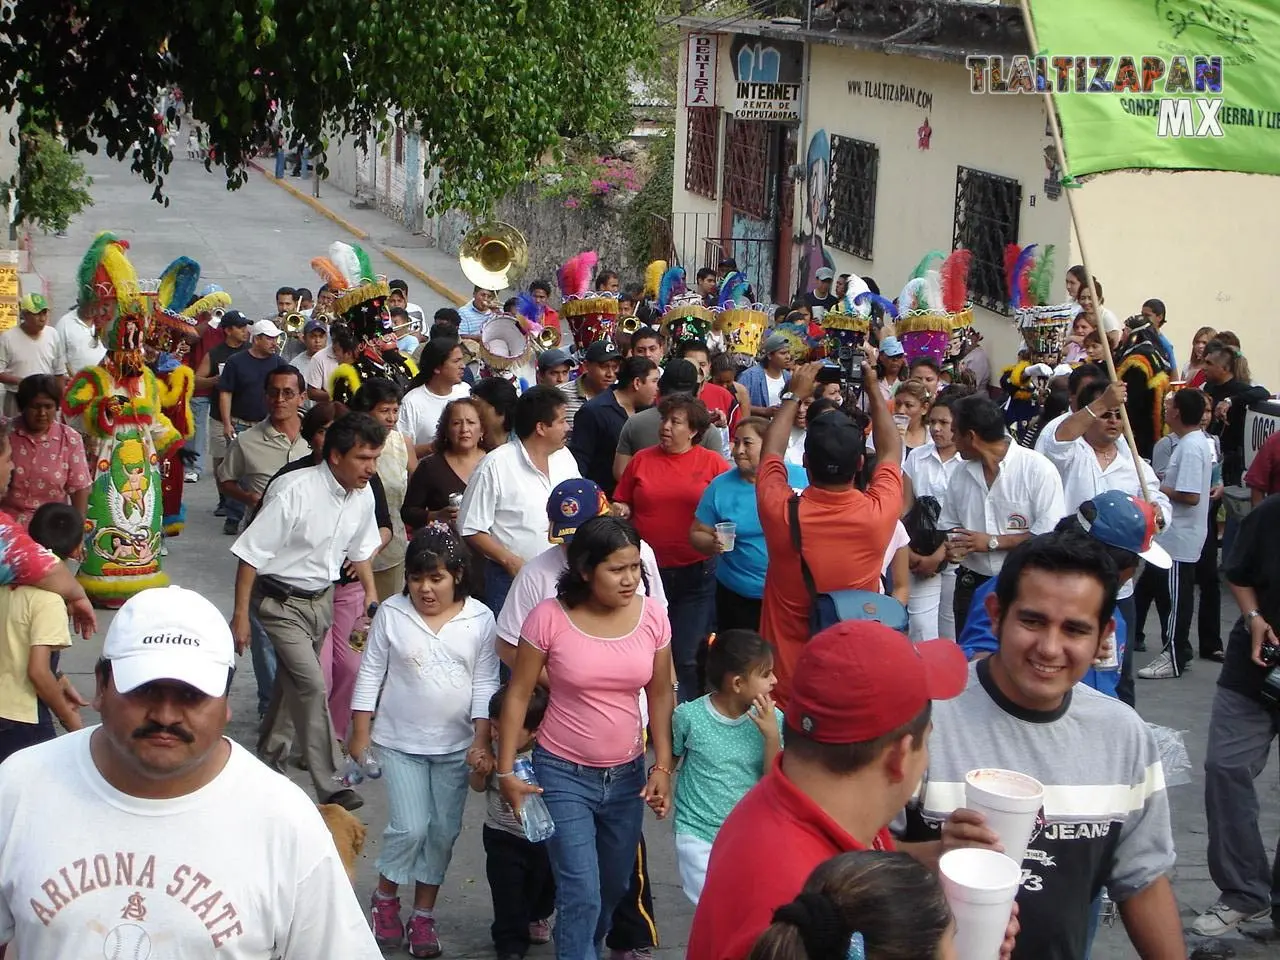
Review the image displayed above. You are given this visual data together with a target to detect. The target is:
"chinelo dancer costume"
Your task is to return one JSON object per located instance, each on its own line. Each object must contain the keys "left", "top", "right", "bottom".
{"left": 558, "top": 251, "right": 618, "bottom": 354}
{"left": 895, "top": 250, "right": 974, "bottom": 380}
{"left": 63, "top": 233, "right": 182, "bottom": 607}
{"left": 656, "top": 266, "right": 714, "bottom": 357}
{"left": 715, "top": 272, "right": 769, "bottom": 371}
{"left": 998, "top": 243, "right": 1071, "bottom": 437}
{"left": 312, "top": 241, "right": 418, "bottom": 403}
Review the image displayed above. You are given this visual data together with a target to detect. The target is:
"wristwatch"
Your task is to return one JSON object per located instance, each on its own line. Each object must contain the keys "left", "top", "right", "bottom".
{"left": 1246, "top": 609, "right": 1263, "bottom": 623}
{"left": 779, "top": 390, "right": 795, "bottom": 402}
{"left": 987, "top": 535, "right": 1000, "bottom": 553}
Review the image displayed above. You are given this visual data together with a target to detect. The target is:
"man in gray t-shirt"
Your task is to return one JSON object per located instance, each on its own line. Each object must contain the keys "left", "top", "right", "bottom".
{"left": 612, "top": 358, "right": 724, "bottom": 481}
{"left": 901, "top": 532, "right": 1182, "bottom": 960}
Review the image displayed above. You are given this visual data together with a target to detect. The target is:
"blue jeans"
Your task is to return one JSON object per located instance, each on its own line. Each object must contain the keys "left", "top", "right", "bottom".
{"left": 249, "top": 610, "right": 276, "bottom": 717}
{"left": 660, "top": 560, "right": 717, "bottom": 701}
{"left": 533, "top": 745, "right": 646, "bottom": 960}
{"left": 189, "top": 396, "right": 210, "bottom": 476}
{"left": 274, "top": 149, "right": 286, "bottom": 178}
{"left": 222, "top": 421, "right": 253, "bottom": 526}
{"left": 486, "top": 563, "right": 515, "bottom": 617}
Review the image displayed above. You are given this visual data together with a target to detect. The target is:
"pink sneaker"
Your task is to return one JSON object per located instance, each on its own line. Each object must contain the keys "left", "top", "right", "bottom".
{"left": 528, "top": 918, "right": 552, "bottom": 944}
{"left": 407, "top": 913, "right": 442, "bottom": 958}
{"left": 370, "top": 894, "right": 403, "bottom": 948}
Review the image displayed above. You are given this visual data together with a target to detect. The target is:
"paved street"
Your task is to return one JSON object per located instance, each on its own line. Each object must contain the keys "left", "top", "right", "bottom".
{"left": 37, "top": 154, "right": 1280, "bottom": 959}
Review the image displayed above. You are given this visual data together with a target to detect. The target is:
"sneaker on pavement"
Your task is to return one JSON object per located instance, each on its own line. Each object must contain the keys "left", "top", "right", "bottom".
{"left": 324, "top": 788, "right": 364, "bottom": 812}
{"left": 609, "top": 950, "right": 654, "bottom": 960}
{"left": 1191, "top": 900, "right": 1271, "bottom": 936}
{"left": 1137, "top": 652, "right": 1178, "bottom": 680}
{"left": 184, "top": 470, "right": 199, "bottom": 483}
{"left": 406, "top": 914, "right": 442, "bottom": 958}
{"left": 214, "top": 503, "right": 227, "bottom": 517}
{"left": 528, "top": 918, "right": 552, "bottom": 944}
{"left": 370, "top": 894, "right": 404, "bottom": 948}
{"left": 223, "top": 519, "right": 239, "bottom": 536}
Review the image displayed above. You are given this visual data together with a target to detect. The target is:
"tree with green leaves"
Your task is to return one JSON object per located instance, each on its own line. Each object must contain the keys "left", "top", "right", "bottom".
{"left": 0, "top": 1, "right": 658, "bottom": 214}
{"left": 5, "top": 128, "right": 95, "bottom": 234}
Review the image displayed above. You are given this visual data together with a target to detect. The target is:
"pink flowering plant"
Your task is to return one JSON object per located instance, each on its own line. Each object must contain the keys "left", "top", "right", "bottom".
{"left": 538, "top": 155, "right": 643, "bottom": 208}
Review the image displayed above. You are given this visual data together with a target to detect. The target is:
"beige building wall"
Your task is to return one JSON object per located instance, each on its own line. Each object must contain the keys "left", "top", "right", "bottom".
{"left": 801, "top": 45, "right": 1071, "bottom": 369}
{"left": 1071, "top": 169, "right": 1280, "bottom": 391}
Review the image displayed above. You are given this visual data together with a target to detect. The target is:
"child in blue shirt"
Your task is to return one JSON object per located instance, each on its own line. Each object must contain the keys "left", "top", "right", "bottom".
{"left": 672, "top": 629, "right": 782, "bottom": 905}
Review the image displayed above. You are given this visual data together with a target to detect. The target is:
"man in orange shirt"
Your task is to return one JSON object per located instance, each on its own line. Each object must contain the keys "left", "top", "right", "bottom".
{"left": 756, "top": 360, "right": 904, "bottom": 705}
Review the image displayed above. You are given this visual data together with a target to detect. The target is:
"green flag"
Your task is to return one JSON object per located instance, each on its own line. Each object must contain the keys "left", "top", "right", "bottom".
{"left": 1026, "top": 0, "right": 1280, "bottom": 177}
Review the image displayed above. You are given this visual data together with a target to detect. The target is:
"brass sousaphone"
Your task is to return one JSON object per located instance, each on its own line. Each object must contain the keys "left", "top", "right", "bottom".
{"left": 459, "top": 221, "right": 528, "bottom": 292}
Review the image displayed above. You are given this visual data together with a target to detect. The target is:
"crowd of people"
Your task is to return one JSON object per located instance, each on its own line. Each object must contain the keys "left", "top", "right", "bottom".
{"left": 0, "top": 236, "right": 1277, "bottom": 960}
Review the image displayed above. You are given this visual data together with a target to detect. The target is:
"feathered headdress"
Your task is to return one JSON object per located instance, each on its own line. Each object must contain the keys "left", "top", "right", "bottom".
{"left": 181, "top": 290, "right": 232, "bottom": 319}
{"left": 157, "top": 256, "right": 201, "bottom": 312}
{"left": 513, "top": 291, "right": 543, "bottom": 336}
{"left": 1003, "top": 243, "right": 1055, "bottom": 309}
{"left": 77, "top": 231, "right": 143, "bottom": 315}
{"left": 852, "top": 291, "right": 899, "bottom": 321}
{"left": 717, "top": 271, "right": 749, "bottom": 310}
{"left": 896, "top": 248, "right": 973, "bottom": 367}
{"left": 644, "top": 260, "right": 667, "bottom": 301}
{"left": 558, "top": 251, "right": 598, "bottom": 300}
{"left": 657, "top": 266, "right": 686, "bottom": 313}
{"left": 330, "top": 241, "right": 376, "bottom": 289}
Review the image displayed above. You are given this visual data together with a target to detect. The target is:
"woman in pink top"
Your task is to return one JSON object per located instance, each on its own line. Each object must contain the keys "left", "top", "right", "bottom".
{"left": 498, "top": 516, "right": 675, "bottom": 960}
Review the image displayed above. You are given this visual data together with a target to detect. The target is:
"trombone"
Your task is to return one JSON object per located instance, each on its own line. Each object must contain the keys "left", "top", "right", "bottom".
{"left": 282, "top": 312, "right": 307, "bottom": 336}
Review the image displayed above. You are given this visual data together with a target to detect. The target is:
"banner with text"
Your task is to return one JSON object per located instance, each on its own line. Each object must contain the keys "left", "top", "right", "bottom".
{"left": 1026, "top": 0, "right": 1280, "bottom": 177}
{"left": 685, "top": 33, "right": 718, "bottom": 108}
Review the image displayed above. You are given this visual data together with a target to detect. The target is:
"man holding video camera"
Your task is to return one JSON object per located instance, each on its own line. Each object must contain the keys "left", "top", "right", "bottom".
{"left": 1194, "top": 493, "right": 1280, "bottom": 937}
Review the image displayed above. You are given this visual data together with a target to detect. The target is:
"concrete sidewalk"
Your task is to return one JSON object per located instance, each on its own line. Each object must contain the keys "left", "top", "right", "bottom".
{"left": 246, "top": 160, "right": 472, "bottom": 309}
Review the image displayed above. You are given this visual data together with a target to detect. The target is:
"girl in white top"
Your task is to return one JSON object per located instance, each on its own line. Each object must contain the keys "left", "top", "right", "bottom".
{"left": 903, "top": 391, "right": 965, "bottom": 640}
{"left": 348, "top": 525, "right": 500, "bottom": 957}
{"left": 352, "top": 380, "right": 419, "bottom": 600}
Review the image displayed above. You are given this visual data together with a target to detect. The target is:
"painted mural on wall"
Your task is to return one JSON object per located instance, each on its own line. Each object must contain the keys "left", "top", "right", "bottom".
{"left": 797, "top": 129, "right": 835, "bottom": 299}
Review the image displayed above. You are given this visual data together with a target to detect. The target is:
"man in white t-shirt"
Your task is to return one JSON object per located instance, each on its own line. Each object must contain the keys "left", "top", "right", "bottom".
{"left": 0, "top": 295, "right": 66, "bottom": 415}
{"left": 56, "top": 301, "right": 107, "bottom": 380}
{"left": 1136, "top": 388, "right": 1214, "bottom": 680}
{"left": 0, "top": 586, "right": 380, "bottom": 959}
{"left": 494, "top": 478, "right": 668, "bottom": 960}
{"left": 398, "top": 337, "right": 470, "bottom": 457}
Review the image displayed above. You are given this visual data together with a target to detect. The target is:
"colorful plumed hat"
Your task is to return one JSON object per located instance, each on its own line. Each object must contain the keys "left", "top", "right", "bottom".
{"left": 714, "top": 271, "right": 767, "bottom": 361}
{"left": 558, "top": 251, "right": 618, "bottom": 348}
{"left": 1005, "top": 243, "right": 1073, "bottom": 362}
{"left": 895, "top": 249, "right": 974, "bottom": 366}
{"left": 657, "top": 265, "right": 713, "bottom": 350}
{"left": 313, "top": 241, "right": 391, "bottom": 343}
{"left": 643, "top": 260, "right": 667, "bottom": 302}
{"left": 76, "top": 232, "right": 144, "bottom": 328}
{"left": 823, "top": 274, "right": 897, "bottom": 355}
{"left": 149, "top": 256, "right": 203, "bottom": 349}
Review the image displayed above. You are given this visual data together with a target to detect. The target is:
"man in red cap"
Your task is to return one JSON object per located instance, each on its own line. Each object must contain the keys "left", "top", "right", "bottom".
{"left": 687, "top": 620, "right": 985, "bottom": 960}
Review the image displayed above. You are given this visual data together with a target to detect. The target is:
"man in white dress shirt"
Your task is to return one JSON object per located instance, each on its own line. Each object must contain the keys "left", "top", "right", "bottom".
{"left": 460, "top": 385, "right": 580, "bottom": 614}
{"left": 56, "top": 299, "right": 107, "bottom": 380}
{"left": 1033, "top": 362, "right": 1107, "bottom": 455}
{"left": 940, "top": 393, "right": 1065, "bottom": 636}
{"left": 230, "top": 413, "right": 385, "bottom": 808}
{"left": 0, "top": 586, "right": 381, "bottom": 959}
{"left": 1038, "top": 379, "right": 1171, "bottom": 705}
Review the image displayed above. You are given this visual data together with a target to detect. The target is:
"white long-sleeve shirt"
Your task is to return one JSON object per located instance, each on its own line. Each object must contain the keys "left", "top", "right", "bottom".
{"left": 351, "top": 594, "right": 501, "bottom": 755}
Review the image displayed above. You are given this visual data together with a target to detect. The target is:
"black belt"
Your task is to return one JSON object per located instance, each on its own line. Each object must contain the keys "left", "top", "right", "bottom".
{"left": 257, "top": 575, "right": 331, "bottom": 602}
{"left": 956, "top": 567, "right": 992, "bottom": 589}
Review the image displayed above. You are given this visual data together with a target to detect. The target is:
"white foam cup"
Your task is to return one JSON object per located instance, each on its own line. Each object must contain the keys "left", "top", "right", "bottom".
{"left": 715, "top": 521, "right": 737, "bottom": 552}
{"left": 939, "top": 848, "right": 1022, "bottom": 960}
{"left": 964, "top": 768, "right": 1045, "bottom": 866}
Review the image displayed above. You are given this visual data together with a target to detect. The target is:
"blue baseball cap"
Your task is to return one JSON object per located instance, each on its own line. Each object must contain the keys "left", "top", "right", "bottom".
{"left": 1080, "top": 490, "right": 1171, "bottom": 568}
{"left": 547, "top": 479, "right": 610, "bottom": 544}
{"left": 878, "top": 335, "right": 905, "bottom": 357}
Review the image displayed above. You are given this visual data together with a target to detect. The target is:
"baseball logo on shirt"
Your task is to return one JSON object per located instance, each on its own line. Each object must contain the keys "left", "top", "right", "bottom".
{"left": 103, "top": 922, "right": 151, "bottom": 960}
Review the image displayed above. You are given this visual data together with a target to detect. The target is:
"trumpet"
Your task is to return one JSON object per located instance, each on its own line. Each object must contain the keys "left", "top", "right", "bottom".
{"left": 533, "top": 326, "right": 562, "bottom": 351}
{"left": 619, "top": 315, "right": 645, "bottom": 335}
{"left": 211, "top": 308, "right": 225, "bottom": 322}
{"left": 282, "top": 312, "right": 307, "bottom": 336}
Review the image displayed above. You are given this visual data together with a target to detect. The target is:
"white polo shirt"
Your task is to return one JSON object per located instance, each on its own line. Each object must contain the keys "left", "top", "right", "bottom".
{"left": 904, "top": 442, "right": 962, "bottom": 502}
{"left": 938, "top": 439, "right": 1066, "bottom": 578}
{"left": 231, "top": 463, "right": 382, "bottom": 591}
{"left": 398, "top": 382, "right": 471, "bottom": 448}
{"left": 459, "top": 441, "right": 580, "bottom": 563}
{"left": 56, "top": 309, "right": 106, "bottom": 377}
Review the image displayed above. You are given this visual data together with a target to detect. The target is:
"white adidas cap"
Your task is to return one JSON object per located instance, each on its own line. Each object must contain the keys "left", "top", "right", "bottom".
{"left": 102, "top": 587, "right": 235, "bottom": 697}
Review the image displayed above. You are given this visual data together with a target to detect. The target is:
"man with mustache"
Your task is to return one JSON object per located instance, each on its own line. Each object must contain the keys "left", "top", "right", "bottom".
{"left": 0, "top": 586, "right": 382, "bottom": 958}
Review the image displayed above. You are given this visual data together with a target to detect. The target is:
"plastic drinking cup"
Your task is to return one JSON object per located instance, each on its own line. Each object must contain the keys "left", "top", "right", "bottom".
{"left": 939, "top": 848, "right": 1022, "bottom": 960}
{"left": 964, "top": 768, "right": 1045, "bottom": 866}
{"left": 715, "top": 522, "right": 737, "bottom": 552}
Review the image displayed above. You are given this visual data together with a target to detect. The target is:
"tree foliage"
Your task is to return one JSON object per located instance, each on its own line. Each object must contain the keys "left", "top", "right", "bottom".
{"left": 0, "top": 1, "right": 659, "bottom": 214}
{"left": 5, "top": 128, "right": 94, "bottom": 233}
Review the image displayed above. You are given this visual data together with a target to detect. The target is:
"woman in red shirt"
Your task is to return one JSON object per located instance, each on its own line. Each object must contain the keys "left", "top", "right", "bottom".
{"left": 614, "top": 394, "right": 728, "bottom": 701}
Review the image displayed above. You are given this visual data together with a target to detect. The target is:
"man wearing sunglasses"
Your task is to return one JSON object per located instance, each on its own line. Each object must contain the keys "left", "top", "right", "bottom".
{"left": 1039, "top": 378, "right": 1171, "bottom": 706}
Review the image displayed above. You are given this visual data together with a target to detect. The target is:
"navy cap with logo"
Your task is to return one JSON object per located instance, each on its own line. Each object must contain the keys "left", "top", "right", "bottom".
{"left": 658, "top": 358, "right": 700, "bottom": 396}
{"left": 547, "top": 478, "right": 610, "bottom": 544}
{"left": 582, "top": 340, "right": 622, "bottom": 364}
{"left": 537, "top": 347, "right": 578, "bottom": 372}
{"left": 219, "top": 309, "right": 251, "bottom": 328}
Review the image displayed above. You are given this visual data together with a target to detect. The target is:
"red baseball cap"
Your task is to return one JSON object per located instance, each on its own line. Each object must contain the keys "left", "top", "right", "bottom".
{"left": 786, "top": 621, "right": 969, "bottom": 744}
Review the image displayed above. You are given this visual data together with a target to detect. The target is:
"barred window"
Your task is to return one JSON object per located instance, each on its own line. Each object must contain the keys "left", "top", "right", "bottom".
{"left": 724, "top": 118, "right": 770, "bottom": 220}
{"left": 828, "top": 136, "right": 879, "bottom": 260}
{"left": 684, "top": 107, "right": 719, "bottom": 200}
{"left": 952, "top": 166, "right": 1022, "bottom": 314}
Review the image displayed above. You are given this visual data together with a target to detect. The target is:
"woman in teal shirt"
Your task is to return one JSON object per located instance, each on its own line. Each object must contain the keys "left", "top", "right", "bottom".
{"left": 690, "top": 416, "right": 807, "bottom": 633}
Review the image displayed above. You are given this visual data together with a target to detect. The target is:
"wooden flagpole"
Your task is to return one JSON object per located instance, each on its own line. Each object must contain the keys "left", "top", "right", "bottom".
{"left": 1018, "top": 0, "right": 1155, "bottom": 503}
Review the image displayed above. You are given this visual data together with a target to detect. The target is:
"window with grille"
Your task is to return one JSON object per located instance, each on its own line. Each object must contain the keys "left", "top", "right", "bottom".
{"left": 828, "top": 136, "right": 879, "bottom": 260}
{"left": 685, "top": 107, "right": 719, "bottom": 200}
{"left": 724, "top": 118, "right": 770, "bottom": 220}
{"left": 952, "top": 166, "right": 1022, "bottom": 314}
